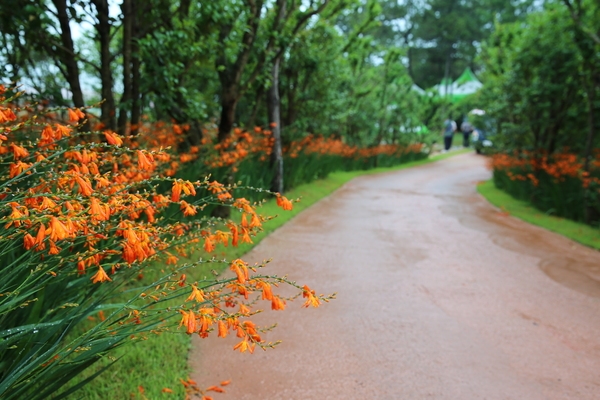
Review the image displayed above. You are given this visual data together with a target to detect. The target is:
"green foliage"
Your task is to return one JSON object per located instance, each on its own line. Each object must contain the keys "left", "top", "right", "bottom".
{"left": 408, "top": 0, "right": 535, "bottom": 88}
{"left": 479, "top": 5, "right": 598, "bottom": 154}
{"left": 272, "top": 14, "right": 427, "bottom": 148}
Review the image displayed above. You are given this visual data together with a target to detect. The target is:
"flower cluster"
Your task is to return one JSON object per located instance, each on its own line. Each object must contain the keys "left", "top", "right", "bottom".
{"left": 491, "top": 151, "right": 600, "bottom": 188}
{"left": 0, "top": 87, "right": 329, "bottom": 399}
{"left": 126, "top": 120, "right": 424, "bottom": 175}
{"left": 286, "top": 134, "right": 423, "bottom": 159}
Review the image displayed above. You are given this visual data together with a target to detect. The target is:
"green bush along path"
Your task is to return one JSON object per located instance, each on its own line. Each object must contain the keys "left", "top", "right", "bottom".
{"left": 191, "top": 152, "right": 600, "bottom": 399}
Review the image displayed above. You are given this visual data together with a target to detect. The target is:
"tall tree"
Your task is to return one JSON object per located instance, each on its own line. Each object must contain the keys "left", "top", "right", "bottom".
{"left": 117, "top": 0, "right": 132, "bottom": 135}
{"left": 266, "top": 0, "right": 336, "bottom": 192}
{"left": 90, "top": 0, "right": 117, "bottom": 130}
{"left": 213, "top": 0, "right": 267, "bottom": 142}
{"left": 51, "top": 0, "right": 87, "bottom": 113}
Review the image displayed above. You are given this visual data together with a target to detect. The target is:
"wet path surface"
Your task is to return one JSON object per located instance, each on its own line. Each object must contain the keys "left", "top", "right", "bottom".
{"left": 191, "top": 153, "right": 600, "bottom": 399}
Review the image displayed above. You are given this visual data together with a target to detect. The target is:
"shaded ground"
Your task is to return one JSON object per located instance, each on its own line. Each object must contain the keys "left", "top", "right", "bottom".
{"left": 191, "top": 153, "right": 600, "bottom": 399}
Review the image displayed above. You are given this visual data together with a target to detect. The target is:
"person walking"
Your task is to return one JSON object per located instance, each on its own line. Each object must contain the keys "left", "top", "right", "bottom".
{"left": 442, "top": 117, "right": 456, "bottom": 152}
{"left": 460, "top": 118, "right": 474, "bottom": 148}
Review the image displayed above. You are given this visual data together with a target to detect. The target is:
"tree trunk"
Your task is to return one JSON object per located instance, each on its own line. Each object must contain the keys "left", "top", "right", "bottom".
{"left": 267, "top": 57, "right": 284, "bottom": 193}
{"left": 373, "top": 61, "right": 390, "bottom": 147}
{"left": 52, "top": 0, "right": 88, "bottom": 128}
{"left": 391, "top": 125, "right": 398, "bottom": 144}
{"left": 130, "top": 0, "right": 141, "bottom": 137}
{"left": 92, "top": 0, "right": 116, "bottom": 131}
{"left": 215, "top": 0, "right": 267, "bottom": 142}
{"left": 247, "top": 86, "right": 265, "bottom": 128}
{"left": 218, "top": 89, "right": 238, "bottom": 142}
{"left": 283, "top": 69, "right": 298, "bottom": 127}
{"left": 118, "top": 0, "right": 132, "bottom": 135}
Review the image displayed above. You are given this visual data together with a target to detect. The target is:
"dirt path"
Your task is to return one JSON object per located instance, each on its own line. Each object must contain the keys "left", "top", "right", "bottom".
{"left": 190, "top": 153, "right": 600, "bottom": 399}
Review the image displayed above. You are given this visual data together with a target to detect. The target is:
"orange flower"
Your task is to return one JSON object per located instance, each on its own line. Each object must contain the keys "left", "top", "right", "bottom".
{"left": 179, "top": 378, "right": 190, "bottom": 387}
{"left": 256, "top": 281, "right": 273, "bottom": 301}
{"left": 233, "top": 338, "right": 255, "bottom": 353}
{"left": 68, "top": 108, "right": 85, "bottom": 123}
{"left": 213, "top": 230, "right": 229, "bottom": 246}
{"left": 171, "top": 181, "right": 183, "bottom": 202}
{"left": 227, "top": 223, "right": 239, "bottom": 246}
{"left": 302, "top": 285, "right": 320, "bottom": 308}
{"left": 276, "top": 195, "right": 293, "bottom": 211}
{"left": 54, "top": 124, "right": 71, "bottom": 139}
{"left": 10, "top": 144, "right": 29, "bottom": 160}
{"left": 88, "top": 162, "right": 99, "bottom": 174}
{"left": 208, "top": 180, "right": 231, "bottom": 201}
{"left": 217, "top": 191, "right": 232, "bottom": 201}
{"left": 136, "top": 150, "right": 155, "bottom": 171}
{"left": 0, "top": 107, "right": 16, "bottom": 122}
{"left": 35, "top": 223, "right": 46, "bottom": 250}
{"left": 5, "top": 203, "right": 28, "bottom": 228}
{"left": 203, "top": 235, "right": 215, "bottom": 253}
{"left": 121, "top": 243, "right": 136, "bottom": 264}
{"left": 89, "top": 197, "right": 110, "bottom": 222}
{"left": 230, "top": 259, "right": 248, "bottom": 284}
{"left": 233, "top": 198, "right": 253, "bottom": 213}
{"left": 186, "top": 310, "right": 196, "bottom": 334}
{"left": 240, "top": 228, "right": 252, "bottom": 244}
{"left": 206, "top": 386, "right": 225, "bottom": 393}
{"left": 76, "top": 175, "right": 93, "bottom": 196}
{"left": 186, "top": 285, "right": 205, "bottom": 302}
{"left": 39, "top": 196, "right": 57, "bottom": 210}
{"left": 161, "top": 388, "right": 173, "bottom": 393}
{"left": 217, "top": 320, "right": 228, "bottom": 338}
{"left": 239, "top": 304, "right": 251, "bottom": 315}
{"left": 271, "top": 296, "right": 286, "bottom": 311}
{"left": 249, "top": 213, "right": 261, "bottom": 228}
{"left": 104, "top": 130, "right": 123, "bottom": 146}
{"left": 181, "top": 180, "right": 196, "bottom": 196}
{"left": 95, "top": 175, "right": 111, "bottom": 188}
{"left": 197, "top": 308, "right": 214, "bottom": 337}
{"left": 180, "top": 200, "right": 197, "bottom": 216}
{"left": 91, "top": 267, "right": 111, "bottom": 283}
{"left": 242, "top": 320, "right": 260, "bottom": 340}
{"left": 23, "top": 233, "right": 36, "bottom": 250}
{"left": 9, "top": 161, "right": 32, "bottom": 178}
{"left": 48, "top": 217, "right": 70, "bottom": 241}
{"left": 48, "top": 240, "right": 60, "bottom": 255}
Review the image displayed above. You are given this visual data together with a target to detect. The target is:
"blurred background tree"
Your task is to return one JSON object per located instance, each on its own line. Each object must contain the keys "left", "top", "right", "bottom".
{"left": 9, "top": 0, "right": 594, "bottom": 174}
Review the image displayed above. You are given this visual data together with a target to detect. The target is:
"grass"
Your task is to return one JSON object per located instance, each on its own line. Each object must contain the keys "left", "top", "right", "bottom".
{"left": 477, "top": 180, "right": 600, "bottom": 250}
{"left": 71, "top": 149, "right": 470, "bottom": 399}
{"left": 452, "top": 132, "right": 467, "bottom": 148}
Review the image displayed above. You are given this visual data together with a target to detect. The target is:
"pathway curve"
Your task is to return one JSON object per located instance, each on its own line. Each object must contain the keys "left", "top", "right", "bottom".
{"left": 190, "top": 153, "right": 600, "bottom": 399}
